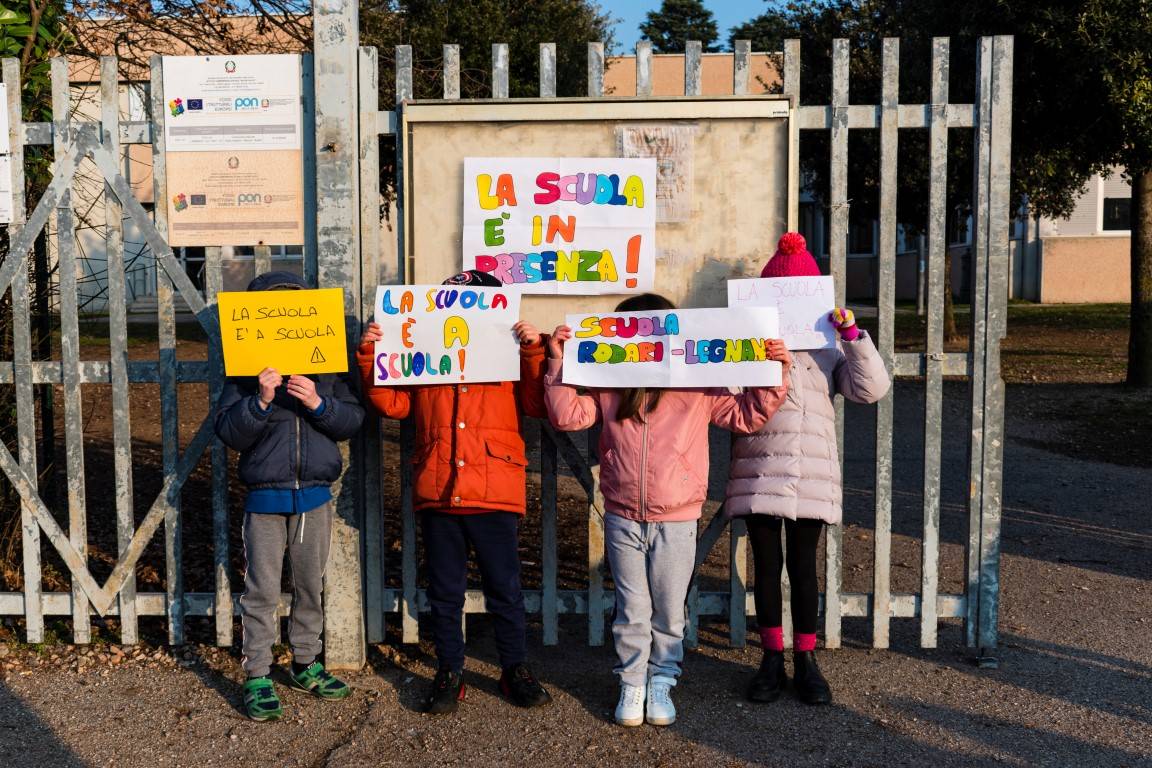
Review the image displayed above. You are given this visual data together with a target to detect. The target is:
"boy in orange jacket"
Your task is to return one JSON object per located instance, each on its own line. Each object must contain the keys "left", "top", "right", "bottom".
{"left": 357, "top": 270, "right": 550, "bottom": 714}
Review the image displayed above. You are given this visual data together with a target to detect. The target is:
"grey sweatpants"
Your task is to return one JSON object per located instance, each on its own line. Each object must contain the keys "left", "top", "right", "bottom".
{"left": 604, "top": 513, "right": 698, "bottom": 687}
{"left": 241, "top": 502, "right": 332, "bottom": 678}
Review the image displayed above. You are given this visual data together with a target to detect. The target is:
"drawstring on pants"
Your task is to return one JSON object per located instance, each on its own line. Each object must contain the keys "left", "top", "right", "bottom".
{"left": 299, "top": 512, "right": 306, "bottom": 543}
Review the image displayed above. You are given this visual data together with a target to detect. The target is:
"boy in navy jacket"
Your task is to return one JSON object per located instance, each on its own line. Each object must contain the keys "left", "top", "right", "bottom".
{"left": 215, "top": 271, "right": 364, "bottom": 721}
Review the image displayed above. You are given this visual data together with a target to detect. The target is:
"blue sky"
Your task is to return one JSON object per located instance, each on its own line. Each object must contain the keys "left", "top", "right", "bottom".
{"left": 607, "top": 1, "right": 770, "bottom": 51}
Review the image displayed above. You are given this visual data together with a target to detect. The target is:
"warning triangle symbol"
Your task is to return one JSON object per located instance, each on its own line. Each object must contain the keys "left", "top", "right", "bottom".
{"left": 310, "top": 347, "right": 326, "bottom": 364}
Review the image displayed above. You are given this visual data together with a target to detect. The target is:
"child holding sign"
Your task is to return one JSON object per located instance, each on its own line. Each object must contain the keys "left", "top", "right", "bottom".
{"left": 356, "top": 269, "right": 552, "bottom": 715}
{"left": 725, "top": 232, "right": 890, "bottom": 706}
{"left": 214, "top": 271, "right": 365, "bottom": 722}
{"left": 544, "top": 294, "right": 791, "bottom": 728}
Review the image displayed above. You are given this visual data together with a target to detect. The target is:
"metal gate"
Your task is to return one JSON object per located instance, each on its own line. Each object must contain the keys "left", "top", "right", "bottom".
{"left": 0, "top": 4, "right": 1012, "bottom": 668}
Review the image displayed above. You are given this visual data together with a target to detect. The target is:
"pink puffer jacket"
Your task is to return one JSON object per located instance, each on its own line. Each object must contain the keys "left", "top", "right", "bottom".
{"left": 725, "top": 331, "right": 890, "bottom": 524}
{"left": 544, "top": 358, "right": 789, "bottom": 522}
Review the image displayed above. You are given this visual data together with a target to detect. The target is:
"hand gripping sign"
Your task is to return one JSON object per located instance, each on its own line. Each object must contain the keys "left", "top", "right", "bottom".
{"left": 561, "top": 306, "right": 782, "bottom": 388}
{"left": 370, "top": 285, "right": 523, "bottom": 386}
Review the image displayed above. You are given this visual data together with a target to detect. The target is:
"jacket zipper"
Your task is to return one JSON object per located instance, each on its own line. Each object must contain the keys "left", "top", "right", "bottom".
{"left": 294, "top": 404, "right": 302, "bottom": 491}
{"left": 638, "top": 418, "right": 649, "bottom": 520}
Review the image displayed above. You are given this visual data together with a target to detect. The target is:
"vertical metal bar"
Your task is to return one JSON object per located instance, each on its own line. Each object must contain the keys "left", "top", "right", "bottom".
{"left": 102, "top": 57, "right": 140, "bottom": 644}
{"left": 783, "top": 40, "right": 801, "bottom": 232}
{"left": 492, "top": 44, "right": 509, "bottom": 99}
{"left": 6, "top": 58, "right": 43, "bottom": 643}
{"left": 359, "top": 45, "right": 384, "bottom": 645}
{"left": 729, "top": 517, "right": 747, "bottom": 646}
{"left": 966, "top": 37, "right": 993, "bottom": 648}
{"left": 587, "top": 429, "right": 604, "bottom": 646}
{"left": 150, "top": 55, "right": 184, "bottom": 645}
{"left": 872, "top": 39, "right": 899, "bottom": 649}
{"left": 302, "top": 54, "right": 319, "bottom": 286}
{"left": 395, "top": 44, "right": 412, "bottom": 284}
{"left": 539, "top": 44, "right": 556, "bottom": 98}
{"left": 976, "top": 36, "right": 1013, "bottom": 655}
{"left": 313, "top": 0, "right": 365, "bottom": 669}
{"left": 684, "top": 41, "right": 702, "bottom": 96}
{"left": 52, "top": 57, "right": 91, "bottom": 643}
{"left": 733, "top": 40, "right": 751, "bottom": 95}
{"left": 400, "top": 420, "right": 418, "bottom": 643}
{"left": 253, "top": 244, "right": 271, "bottom": 277}
{"left": 541, "top": 430, "right": 559, "bottom": 645}
{"left": 587, "top": 42, "right": 604, "bottom": 98}
{"left": 442, "top": 44, "right": 460, "bottom": 100}
{"left": 635, "top": 42, "right": 652, "bottom": 97}
{"left": 921, "top": 37, "right": 950, "bottom": 649}
{"left": 824, "top": 39, "right": 849, "bottom": 649}
{"left": 203, "top": 244, "right": 231, "bottom": 646}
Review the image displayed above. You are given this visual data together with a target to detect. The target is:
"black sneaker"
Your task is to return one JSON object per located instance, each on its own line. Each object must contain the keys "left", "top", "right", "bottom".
{"left": 499, "top": 663, "right": 552, "bottom": 708}
{"left": 792, "top": 651, "right": 833, "bottom": 705}
{"left": 746, "top": 650, "right": 788, "bottom": 703}
{"left": 424, "top": 668, "right": 465, "bottom": 715}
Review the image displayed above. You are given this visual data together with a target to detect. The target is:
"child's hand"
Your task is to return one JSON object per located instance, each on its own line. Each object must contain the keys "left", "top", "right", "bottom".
{"left": 257, "top": 367, "right": 282, "bottom": 408}
{"left": 765, "top": 339, "right": 792, "bottom": 370}
{"left": 359, "top": 322, "right": 383, "bottom": 352}
{"left": 829, "top": 307, "right": 860, "bottom": 341}
{"left": 547, "top": 325, "right": 572, "bottom": 359}
{"left": 286, "top": 375, "right": 323, "bottom": 411}
{"left": 513, "top": 320, "right": 541, "bottom": 346}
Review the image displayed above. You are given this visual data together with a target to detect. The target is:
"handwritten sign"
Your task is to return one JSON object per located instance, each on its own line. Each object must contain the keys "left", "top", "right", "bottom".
{"left": 218, "top": 287, "right": 348, "bottom": 376}
{"left": 370, "top": 285, "right": 522, "bottom": 386}
{"left": 462, "top": 157, "right": 657, "bottom": 295}
{"left": 562, "top": 307, "right": 782, "bottom": 388}
{"left": 727, "top": 276, "right": 836, "bottom": 350}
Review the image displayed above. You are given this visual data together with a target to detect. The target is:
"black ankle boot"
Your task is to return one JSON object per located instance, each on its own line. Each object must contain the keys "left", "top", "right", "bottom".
{"left": 424, "top": 668, "right": 465, "bottom": 714}
{"left": 746, "top": 650, "right": 788, "bottom": 703}
{"left": 792, "top": 651, "right": 833, "bottom": 705}
{"left": 499, "top": 663, "right": 552, "bottom": 708}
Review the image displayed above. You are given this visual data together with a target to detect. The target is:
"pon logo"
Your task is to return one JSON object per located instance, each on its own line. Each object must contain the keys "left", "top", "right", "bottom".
{"left": 237, "top": 193, "right": 264, "bottom": 206}
{"left": 234, "top": 96, "right": 261, "bottom": 111}
{"left": 168, "top": 98, "right": 184, "bottom": 117}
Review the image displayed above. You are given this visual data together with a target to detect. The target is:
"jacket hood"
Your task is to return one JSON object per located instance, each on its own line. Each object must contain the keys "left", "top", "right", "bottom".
{"left": 247, "top": 271, "right": 309, "bottom": 292}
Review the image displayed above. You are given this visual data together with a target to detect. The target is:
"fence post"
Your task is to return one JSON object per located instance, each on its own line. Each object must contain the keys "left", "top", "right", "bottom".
{"left": 313, "top": 0, "right": 366, "bottom": 670}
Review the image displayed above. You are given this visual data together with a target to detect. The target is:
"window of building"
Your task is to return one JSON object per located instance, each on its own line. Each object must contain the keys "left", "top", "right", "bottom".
{"left": 1102, "top": 197, "right": 1131, "bottom": 231}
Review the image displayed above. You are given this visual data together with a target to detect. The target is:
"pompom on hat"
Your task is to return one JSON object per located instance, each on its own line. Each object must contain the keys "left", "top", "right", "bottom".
{"left": 760, "top": 232, "right": 822, "bottom": 278}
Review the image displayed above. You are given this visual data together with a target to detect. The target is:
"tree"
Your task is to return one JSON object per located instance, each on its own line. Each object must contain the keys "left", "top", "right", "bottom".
{"left": 640, "top": 0, "right": 719, "bottom": 53}
{"left": 732, "top": 0, "right": 1152, "bottom": 380}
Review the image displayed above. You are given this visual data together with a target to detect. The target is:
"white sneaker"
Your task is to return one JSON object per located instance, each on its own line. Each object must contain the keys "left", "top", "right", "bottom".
{"left": 645, "top": 675, "right": 676, "bottom": 726}
{"left": 615, "top": 682, "right": 646, "bottom": 727}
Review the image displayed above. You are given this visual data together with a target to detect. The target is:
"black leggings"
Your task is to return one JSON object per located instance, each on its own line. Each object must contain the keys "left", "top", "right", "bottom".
{"left": 746, "top": 516, "right": 824, "bottom": 635}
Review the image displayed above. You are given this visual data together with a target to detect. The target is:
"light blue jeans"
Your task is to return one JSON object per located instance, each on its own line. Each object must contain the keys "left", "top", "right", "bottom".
{"left": 604, "top": 513, "right": 698, "bottom": 687}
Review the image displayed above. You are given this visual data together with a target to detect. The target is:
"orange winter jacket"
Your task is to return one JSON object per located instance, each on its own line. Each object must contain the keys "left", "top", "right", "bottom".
{"left": 356, "top": 339, "right": 547, "bottom": 515}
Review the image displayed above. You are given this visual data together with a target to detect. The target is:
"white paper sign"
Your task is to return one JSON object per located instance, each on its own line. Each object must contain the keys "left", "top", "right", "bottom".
{"left": 370, "top": 285, "right": 523, "bottom": 386}
{"left": 462, "top": 157, "right": 657, "bottom": 295}
{"left": 562, "top": 307, "right": 782, "bottom": 389}
{"left": 162, "top": 55, "right": 302, "bottom": 151}
{"left": 0, "top": 156, "right": 12, "bottom": 224}
{"left": 727, "top": 276, "right": 837, "bottom": 350}
{"left": 0, "top": 83, "right": 9, "bottom": 154}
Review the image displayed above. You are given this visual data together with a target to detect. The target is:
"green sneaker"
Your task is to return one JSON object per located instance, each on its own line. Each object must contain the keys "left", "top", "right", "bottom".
{"left": 243, "top": 677, "right": 283, "bottom": 722}
{"left": 289, "top": 661, "right": 351, "bottom": 700}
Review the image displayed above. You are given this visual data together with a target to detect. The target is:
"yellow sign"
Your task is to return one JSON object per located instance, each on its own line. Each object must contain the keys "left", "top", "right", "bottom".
{"left": 217, "top": 288, "right": 349, "bottom": 376}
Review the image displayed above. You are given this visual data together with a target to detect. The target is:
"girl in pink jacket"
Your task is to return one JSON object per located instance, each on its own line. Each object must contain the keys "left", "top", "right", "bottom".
{"left": 545, "top": 293, "right": 790, "bottom": 728}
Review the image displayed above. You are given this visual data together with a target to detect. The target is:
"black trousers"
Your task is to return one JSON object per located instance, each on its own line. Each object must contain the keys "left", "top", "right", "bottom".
{"left": 746, "top": 516, "right": 824, "bottom": 635}
{"left": 422, "top": 510, "right": 526, "bottom": 672}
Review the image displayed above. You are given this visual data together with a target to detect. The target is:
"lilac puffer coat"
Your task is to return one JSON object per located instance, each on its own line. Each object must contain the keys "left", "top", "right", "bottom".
{"left": 725, "top": 332, "right": 890, "bottom": 524}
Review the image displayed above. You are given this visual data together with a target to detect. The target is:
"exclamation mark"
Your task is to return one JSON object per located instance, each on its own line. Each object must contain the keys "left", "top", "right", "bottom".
{"left": 458, "top": 349, "right": 466, "bottom": 380}
{"left": 625, "top": 235, "right": 641, "bottom": 288}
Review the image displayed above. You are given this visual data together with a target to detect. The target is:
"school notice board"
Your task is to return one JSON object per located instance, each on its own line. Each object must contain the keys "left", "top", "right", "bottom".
{"left": 162, "top": 54, "right": 305, "bottom": 247}
{"left": 400, "top": 98, "right": 795, "bottom": 332}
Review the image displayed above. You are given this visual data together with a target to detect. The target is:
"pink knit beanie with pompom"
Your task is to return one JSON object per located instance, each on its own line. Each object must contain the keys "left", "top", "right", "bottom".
{"left": 760, "top": 232, "right": 821, "bottom": 278}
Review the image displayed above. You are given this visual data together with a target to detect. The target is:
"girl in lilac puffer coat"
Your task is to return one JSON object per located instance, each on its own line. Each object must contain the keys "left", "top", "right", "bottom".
{"left": 726, "top": 233, "right": 890, "bottom": 706}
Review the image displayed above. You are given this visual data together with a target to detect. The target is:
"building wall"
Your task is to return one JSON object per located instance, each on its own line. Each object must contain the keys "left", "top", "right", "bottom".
{"left": 604, "top": 52, "right": 781, "bottom": 96}
{"left": 1039, "top": 236, "right": 1130, "bottom": 303}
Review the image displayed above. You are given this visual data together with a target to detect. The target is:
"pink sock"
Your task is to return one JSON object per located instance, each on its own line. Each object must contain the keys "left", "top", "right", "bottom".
{"left": 759, "top": 626, "right": 784, "bottom": 652}
{"left": 795, "top": 632, "right": 818, "bottom": 652}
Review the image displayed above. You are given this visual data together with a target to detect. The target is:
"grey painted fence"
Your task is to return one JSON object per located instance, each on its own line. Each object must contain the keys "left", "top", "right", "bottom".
{"left": 0, "top": 21, "right": 1012, "bottom": 668}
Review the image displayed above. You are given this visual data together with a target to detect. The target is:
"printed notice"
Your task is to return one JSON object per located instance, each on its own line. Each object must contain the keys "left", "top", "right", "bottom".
{"left": 218, "top": 287, "right": 349, "bottom": 376}
{"left": 166, "top": 150, "right": 304, "bottom": 246}
{"left": 162, "top": 55, "right": 302, "bottom": 152}
{"left": 0, "top": 156, "right": 13, "bottom": 224}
